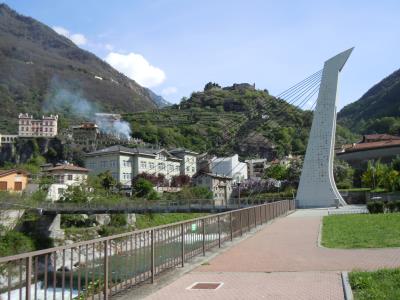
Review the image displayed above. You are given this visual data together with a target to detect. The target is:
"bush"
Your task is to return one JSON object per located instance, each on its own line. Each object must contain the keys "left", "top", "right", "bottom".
{"left": 367, "top": 201, "right": 385, "bottom": 214}
{"left": 395, "top": 201, "right": 400, "bottom": 212}
{"left": 0, "top": 231, "right": 35, "bottom": 257}
{"left": 109, "top": 214, "right": 127, "bottom": 227}
{"left": 132, "top": 178, "right": 154, "bottom": 197}
{"left": 387, "top": 201, "right": 397, "bottom": 213}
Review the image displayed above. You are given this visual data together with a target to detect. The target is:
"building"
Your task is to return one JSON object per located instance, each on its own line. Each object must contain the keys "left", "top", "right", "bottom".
{"left": 71, "top": 122, "right": 100, "bottom": 146}
{"left": 0, "top": 134, "right": 18, "bottom": 147}
{"left": 245, "top": 158, "right": 268, "bottom": 178}
{"left": 0, "top": 169, "right": 28, "bottom": 192}
{"left": 84, "top": 145, "right": 182, "bottom": 187}
{"left": 44, "top": 164, "right": 89, "bottom": 201}
{"left": 192, "top": 172, "right": 232, "bottom": 205}
{"left": 336, "top": 134, "right": 400, "bottom": 167}
{"left": 169, "top": 148, "right": 198, "bottom": 177}
{"left": 211, "top": 154, "right": 248, "bottom": 184}
{"left": 18, "top": 113, "right": 58, "bottom": 137}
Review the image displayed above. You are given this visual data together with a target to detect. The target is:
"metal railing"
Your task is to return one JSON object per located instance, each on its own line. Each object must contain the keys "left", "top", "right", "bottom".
{"left": 0, "top": 199, "right": 294, "bottom": 300}
{"left": 0, "top": 198, "right": 288, "bottom": 214}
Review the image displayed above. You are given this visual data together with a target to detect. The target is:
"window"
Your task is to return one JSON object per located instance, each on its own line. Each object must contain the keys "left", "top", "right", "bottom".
{"left": 192, "top": 167, "right": 195, "bottom": 172}
{"left": 175, "top": 165, "right": 179, "bottom": 172}
{"left": 149, "top": 162, "right": 155, "bottom": 170}
{"left": 158, "top": 162, "right": 165, "bottom": 170}
{"left": 186, "top": 166, "right": 190, "bottom": 172}
{"left": 140, "top": 161, "right": 147, "bottom": 169}
{"left": 168, "top": 164, "right": 173, "bottom": 172}
{"left": 67, "top": 175, "right": 73, "bottom": 181}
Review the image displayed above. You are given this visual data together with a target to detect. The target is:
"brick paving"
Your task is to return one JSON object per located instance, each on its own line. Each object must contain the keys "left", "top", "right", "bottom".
{"left": 145, "top": 271, "right": 344, "bottom": 300}
{"left": 143, "top": 210, "right": 400, "bottom": 299}
{"left": 198, "top": 214, "right": 400, "bottom": 273}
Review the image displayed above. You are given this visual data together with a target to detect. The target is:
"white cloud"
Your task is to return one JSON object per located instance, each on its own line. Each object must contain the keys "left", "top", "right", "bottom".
{"left": 70, "top": 33, "right": 87, "bottom": 46}
{"left": 105, "top": 52, "right": 166, "bottom": 88}
{"left": 52, "top": 26, "right": 87, "bottom": 46}
{"left": 105, "top": 44, "right": 114, "bottom": 51}
{"left": 161, "top": 86, "right": 178, "bottom": 96}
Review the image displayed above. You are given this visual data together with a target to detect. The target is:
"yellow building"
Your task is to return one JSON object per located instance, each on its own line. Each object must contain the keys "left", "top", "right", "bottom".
{"left": 0, "top": 169, "right": 28, "bottom": 192}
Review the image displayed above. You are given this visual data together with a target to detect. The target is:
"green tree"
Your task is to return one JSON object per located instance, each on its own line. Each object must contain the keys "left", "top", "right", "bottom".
{"left": 333, "top": 159, "right": 354, "bottom": 189}
{"left": 132, "top": 178, "right": 154, "bottom": 198}
{"left": 98, "top": 171, "right": 116, "bottom": 191}
{"left": 60, "top": 184, "right": 89, "bottom": 203}
{"left": 264, "top": 164, "right": 288, "bottom": 180}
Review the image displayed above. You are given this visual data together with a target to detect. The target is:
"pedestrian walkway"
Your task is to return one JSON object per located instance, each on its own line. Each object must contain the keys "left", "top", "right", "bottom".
{"left": 143, "top": 209, "right": 400, "bottom": 299}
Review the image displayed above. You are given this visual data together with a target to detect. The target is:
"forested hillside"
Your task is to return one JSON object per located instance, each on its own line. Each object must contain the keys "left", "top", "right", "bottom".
{"left": 338, "top": 68, "right": 400, "bottom": 135}
{"left": 125, "top": 83, "right": 356, "bottom": 159}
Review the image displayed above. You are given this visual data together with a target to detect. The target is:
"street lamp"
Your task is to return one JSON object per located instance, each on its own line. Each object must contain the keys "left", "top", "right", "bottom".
{"left": 236, "top": 178, "right": 241, "bottom": 208}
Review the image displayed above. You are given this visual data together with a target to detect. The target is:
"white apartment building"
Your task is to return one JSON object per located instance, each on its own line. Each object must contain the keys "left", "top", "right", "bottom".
{"left": 44, "top": 164, "right": 89, "bottom": 201}
{"left": 84, "top": 145, "right": 182, "bottom": 187}
{"left": 169, "top": 148, "right": 198, "bottom": 177}
{"left": 211, "top": 154, "right": 248, "bottom": 184}
{"left": 18, "top": 113, "right": 58, "bottom": 137}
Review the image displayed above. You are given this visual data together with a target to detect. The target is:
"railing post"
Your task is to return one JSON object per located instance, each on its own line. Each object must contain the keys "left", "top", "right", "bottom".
{"left": 25, "top": 256, "right": 32, "bottom": 300}
{"left": 181, "top": 224, "right": 185, "bottom": 267}
{"left": 202, "top": 219, "right": 206, "bottom": 256}
{"left": 230, "top": 212, "right": 233, "bottom": 241}
{"left": 260, "top": 205, "right": 263, "bottom": 225}
{"left": 151, "top": 229, "right": 155, "bottom": 283}
{"left": 254, "top": 207, "right": 256, "bottom": 227}
{"left": 103, "top": 240, "right": 109, "bottom": 300}
{"left": 247, "top": 209, "right": 250, "bottom": 231}
{"left": 218, "top": 215, "right": 221, "bottom": 248}
{"left": 240, "top": 211, "right": 243, "bottom": 236}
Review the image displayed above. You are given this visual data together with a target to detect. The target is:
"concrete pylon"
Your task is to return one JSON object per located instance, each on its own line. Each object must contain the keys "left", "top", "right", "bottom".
{"left": 296, "top": 48, "right": 353, "bottom": 208}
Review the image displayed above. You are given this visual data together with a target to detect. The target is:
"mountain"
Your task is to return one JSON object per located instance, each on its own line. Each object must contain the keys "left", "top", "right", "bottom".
{"left": 147, "top": 89, "right": 171, "bottom": 108}
{"left": 0, "top": 3, "right": 162, "bottom": 133}
{"left": 338, "top": 68, "right": 400, "bottom": 134}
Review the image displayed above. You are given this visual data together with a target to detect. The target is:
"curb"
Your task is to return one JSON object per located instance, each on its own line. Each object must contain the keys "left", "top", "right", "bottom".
{"left": 341, "top": 271, "right": 353, "bottom": 300}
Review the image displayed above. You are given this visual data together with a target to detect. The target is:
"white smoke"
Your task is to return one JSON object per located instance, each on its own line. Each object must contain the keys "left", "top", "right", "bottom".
{"left": 43, "top": 80, "right": 132, "bottom": 139}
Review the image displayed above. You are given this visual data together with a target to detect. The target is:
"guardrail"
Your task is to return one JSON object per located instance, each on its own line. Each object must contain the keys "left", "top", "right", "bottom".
{"left": 0, "top": 199, "right": 295, "bottom": 300}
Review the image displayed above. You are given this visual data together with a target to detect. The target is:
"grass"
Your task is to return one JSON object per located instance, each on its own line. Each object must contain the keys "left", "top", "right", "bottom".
{"left": 349, "top": 269, "right": 400, "bottom": 299}
{"left": 135, "top": 213, "right": 208, "bottom": 229}
{"left": 322, "top": 213, "right": 400, "bottom": 248}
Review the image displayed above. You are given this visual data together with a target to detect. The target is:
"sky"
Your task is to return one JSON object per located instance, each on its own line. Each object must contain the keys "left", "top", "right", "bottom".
{"left": 4, "top": 0, "right": 400, "bottom": 109}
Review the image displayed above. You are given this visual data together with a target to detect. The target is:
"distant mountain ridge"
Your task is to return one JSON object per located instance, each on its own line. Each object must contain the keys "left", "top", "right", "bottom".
{"left": 0, "top": 3, "right": 167, "bottom": 132}
{"left": 338, "top": 68, "right": 400, "bottom": 132}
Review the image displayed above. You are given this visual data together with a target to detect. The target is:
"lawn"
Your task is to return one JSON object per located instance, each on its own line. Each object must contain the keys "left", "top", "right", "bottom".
{"left": 321, "top": 213, "right": 400, "bottom": 248}
{"left": 349, "top": 269, "right": 400, "bottom": 299}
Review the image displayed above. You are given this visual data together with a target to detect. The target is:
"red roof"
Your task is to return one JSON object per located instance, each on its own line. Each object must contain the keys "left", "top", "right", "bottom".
{"left": 0, "top": 169, "right": 28, "bottom": 177}
{"left": 46, "top": 164, "right": 89, "bottom": 173}
{"left": 340, "top": 139, "right": 400, "bottom": 153}
{"left": 362, "top": 134, "right": 400, "bottom": 143}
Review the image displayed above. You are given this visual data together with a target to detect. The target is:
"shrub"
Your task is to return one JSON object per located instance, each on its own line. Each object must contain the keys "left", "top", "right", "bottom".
{"left": 0, "top": 231, "right": 35, "bottom": 257}
{"left": 132, "top": 178, "right": 154, "bottom": 197}
{"left": 367, "top": 201, "right": 384, "bottom": 214}
{"left": 387, "top": 201, "right": 397, "bottom": 213}
{"left": 109, "top": 214, "right": 127, "bottom": 227}
{"left": 395, "top": 201, "right": 400, "bottom": 212}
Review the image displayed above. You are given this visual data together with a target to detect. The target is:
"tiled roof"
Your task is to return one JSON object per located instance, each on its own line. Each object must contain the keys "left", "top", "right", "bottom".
{"left": 339, "top": 139, "right": 400, "bottom": 153}
{"left": 362, "top": 134, "right": 400, "bottom": 142}
{"left": 0, "top": 169, "right": 28, "bottom": 177}
{"left": 46, "top": 164, "right": 89, "bottom": 172}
